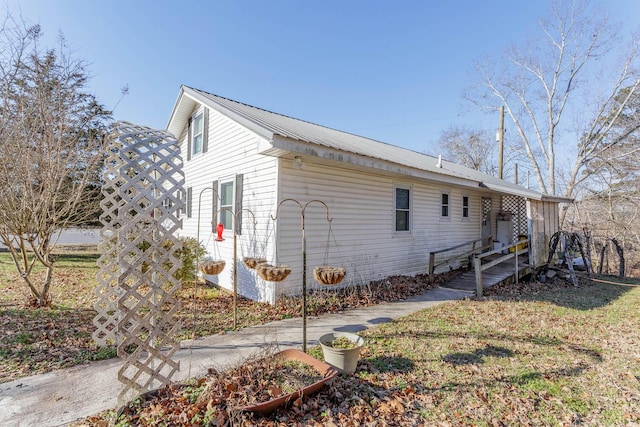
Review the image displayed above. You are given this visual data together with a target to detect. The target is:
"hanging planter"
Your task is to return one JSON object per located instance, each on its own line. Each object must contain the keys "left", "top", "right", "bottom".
{"left": 256, "top": 263, "right": 291, "bottom": 282}
{"left": 313, "top": 266, "right": 346, "bottom": 286}
{"left": 243, "top": 257, "right": 267, "bottom": 270}
{"left": 319, "top": 332, "right": 364, "bottom": 374}
{"left": 199, "top": 260, "right": 226, "bottom": 275}
{"left": 200, "top": 224, "right": 227, "bottom": 276}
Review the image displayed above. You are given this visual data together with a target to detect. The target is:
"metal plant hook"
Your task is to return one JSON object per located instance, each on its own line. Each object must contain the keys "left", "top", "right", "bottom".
{"left": 271, "top": 198, "right": 303, "bottom": 221}
{"left": 215, "top": 206, "right": 258, "bottom": 236}
{"left": 271, "top": 198, "right": 333, "bottom": 226}
{"left": 215, "top": 207, "right": 259, "bottom": 328}
{"left": 271, "top": 198, "right": 333, "bottom": 352}
{"left": 196, "top": 188, "right": 222, "bottom": 268}
{"left": 303, "top": 199, "right": 333, "bottom": 227}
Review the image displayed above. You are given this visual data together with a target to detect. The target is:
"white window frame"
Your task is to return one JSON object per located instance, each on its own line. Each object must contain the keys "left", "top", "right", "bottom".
{"left": 440, "top": 191, "right": 450, "bottom": 219}
{"left": 218, "top": 179, "right": 235, "bottom": 230}
{"left": 462, "top": 195, "right": 470, "bottom": 219}
{"left": 394, "top": 185, "right": 411, "bottom": 233}
{"left": 191, "top": 111, "right": 204, "bottom": 155}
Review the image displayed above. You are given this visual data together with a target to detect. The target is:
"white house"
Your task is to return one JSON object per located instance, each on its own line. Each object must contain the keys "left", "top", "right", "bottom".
{"left": 166, "top": 85, "right": 571, "bottom": 304}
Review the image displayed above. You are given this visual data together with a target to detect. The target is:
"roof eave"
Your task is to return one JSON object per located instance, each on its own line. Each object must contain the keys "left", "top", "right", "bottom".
{"left": 166, "top": 86, "right": 203, "bottom": 138}
{"left": 182, "top": 86, "right": 276, "bottom": 142}
{"left": 266, "top": 136, "right": 486, "bottom": 189}
{"left": 540, "top": 194, "right": 574, "bottom": 203}
{"left": 166, "top": 85, "right": 277, "bottom": 143}
{"left": 165, "top": 85, "right": 187, "bottom": 136}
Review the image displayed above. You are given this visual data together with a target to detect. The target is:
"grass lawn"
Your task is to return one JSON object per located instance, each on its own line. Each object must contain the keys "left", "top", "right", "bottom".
{"left": 2, "top": 252, "right": 639, "bottom": 425}
{"left": 349, "top": 280, "right": 640, "bottom": 426}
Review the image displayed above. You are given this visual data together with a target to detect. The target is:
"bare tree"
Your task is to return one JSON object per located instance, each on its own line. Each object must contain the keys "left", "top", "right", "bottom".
{"left": 0, "top": 16, "right": 111, "bottom": 306}
{"left": 435, "top": 125, "right": 525, "bottom": 181}
{"left": 468, "top": 0, "right": 640, "bottom": 205}
{"left": 564, "top": 86, "right": 640, "bottom": 275}
{"left": 437, "top": 127, "right": 497, "bottom": 174}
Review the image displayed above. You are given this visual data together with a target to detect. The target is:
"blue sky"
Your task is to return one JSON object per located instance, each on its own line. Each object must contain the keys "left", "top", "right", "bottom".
{"left": 6, "top": 1, "right": 640, "bottom": 154}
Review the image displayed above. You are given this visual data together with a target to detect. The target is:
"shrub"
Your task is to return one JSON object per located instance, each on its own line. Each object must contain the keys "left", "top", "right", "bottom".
{"left": 173, "top": 237, "right": 206, "bottom": 284}
{"left": 135, "top": 236, "right": 206, "bottom": 284}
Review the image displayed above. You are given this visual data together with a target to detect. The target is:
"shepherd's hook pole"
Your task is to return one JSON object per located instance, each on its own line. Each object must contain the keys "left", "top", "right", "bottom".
{"left": 195, "top": 187, "right": 220, "bottom": 340}
{"left": 217, "top": 207, "right": 257, "bottom": 329}
{"left": 272, "top": 199, "right": 332, "bottom": 352}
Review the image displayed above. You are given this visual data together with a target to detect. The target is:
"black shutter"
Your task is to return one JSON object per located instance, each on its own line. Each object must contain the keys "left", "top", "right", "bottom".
{"left": 186, "top": 187, "right": 192, "bottom": 218}
{"left": 211, "top": 180, "right": 218, "bottom": 233}
{"left": 202, "top": 107, "right": 209, "bottom": 153}
{"left": 234, "top": 174, "right": 243, "bottom": 235}
{"left": 187, "top": 116, "right": 192, "bottom": 161}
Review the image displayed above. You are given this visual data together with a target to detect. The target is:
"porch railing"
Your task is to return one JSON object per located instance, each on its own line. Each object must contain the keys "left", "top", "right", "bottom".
{"left": 473, "top": 239, "right": 530, "bottom": 296}
{"left": 429, "top": 236, "right": 493, "bottom": 282}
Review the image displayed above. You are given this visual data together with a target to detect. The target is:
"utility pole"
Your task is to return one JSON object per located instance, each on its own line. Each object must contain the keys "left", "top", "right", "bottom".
{"left": 497, "top": 106, "right": 504, "bottom": 180}
{"left": 514, "top": 163, "right": 518, "bottom": 185}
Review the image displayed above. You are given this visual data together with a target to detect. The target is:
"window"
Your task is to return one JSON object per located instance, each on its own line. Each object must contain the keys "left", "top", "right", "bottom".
{"left": 192, "top": 112, "right": 204, "bottom": 155}
{"left": 395, "top": 187, "right": 410, "bottom": 232}
{"left": 187, "top": 108, "right": 209, "bottom": 161}
{"left": 219, "top": 181, "right": 234, "bottom": 229}
{"left": 212, "top": 174, "right": 244, "bottom": 234}
{"left": 462, "top": 196, "right": 469, "bottom": 218}
{"left": 441, "top": 193, "right": 450, "bottom": 217}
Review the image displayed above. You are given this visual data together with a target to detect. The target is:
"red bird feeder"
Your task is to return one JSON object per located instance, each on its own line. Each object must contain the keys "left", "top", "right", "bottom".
{"left": 215, "top": 223, "right": 225, "bottom": 241}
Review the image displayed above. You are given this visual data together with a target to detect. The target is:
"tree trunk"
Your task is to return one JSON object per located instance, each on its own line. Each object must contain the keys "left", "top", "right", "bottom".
{"left": 560, "top": 233, "right": 578, "bottom": 286}
{"left": 582, "top": 229, "right": 593, "bottom": 274}
{"left": 38, "top": 262, "right": 54, "bottom": 307}
{"left": 598, "top": 244, "right": 606, "bottom": 275}
{"left": 611, "top": 238, "right": 625, "bottom": 278}
{"left": 1, "top": 235, "right": 54, "bottom": 307}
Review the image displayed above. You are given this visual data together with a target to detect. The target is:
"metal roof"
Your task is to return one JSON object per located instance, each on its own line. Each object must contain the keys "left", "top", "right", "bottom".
{"left": 167, "top": 85, "right": 572, "bottom": 203}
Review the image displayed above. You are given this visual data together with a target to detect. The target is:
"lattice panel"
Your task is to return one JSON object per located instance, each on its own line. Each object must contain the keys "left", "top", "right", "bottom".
{"left": 92, "top": 121, "right": 184, "bottom": 406}
{"left": 482, "top": 197, "right": 492, "bottom": 225}
{"left": 502, "top": 196, "right": 528, "bottom": 240}
{"left": 93, "top": 141, "right": 127, "bottom": 346}
{"left": 482, "top": 198, "right": 492, "bottom": 219}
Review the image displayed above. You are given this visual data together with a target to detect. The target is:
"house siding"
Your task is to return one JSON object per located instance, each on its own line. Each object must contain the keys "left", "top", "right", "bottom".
{"left": 272, "top": 160, "right": 485, "bottom": 296}
{"left": 178, "top": 105, "right": 279, "bottom": 302}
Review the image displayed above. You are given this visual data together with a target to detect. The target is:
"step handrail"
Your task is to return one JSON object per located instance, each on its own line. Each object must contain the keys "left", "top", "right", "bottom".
{"left": 474, "top": 239, "right": 530, "bottom": 296}
{"left": 429, "top": 236, "right": 493, "bottom": 281}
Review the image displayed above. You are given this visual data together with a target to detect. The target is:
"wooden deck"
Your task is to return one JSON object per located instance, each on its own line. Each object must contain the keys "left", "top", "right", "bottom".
{"left": 441, "top": 253, "right": 532, "bottom": 294}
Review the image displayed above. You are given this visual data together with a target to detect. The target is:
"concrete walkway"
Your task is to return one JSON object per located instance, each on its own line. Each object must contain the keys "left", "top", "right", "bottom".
{"left": 0, "top": 286, "right": 470, "bottom": 427}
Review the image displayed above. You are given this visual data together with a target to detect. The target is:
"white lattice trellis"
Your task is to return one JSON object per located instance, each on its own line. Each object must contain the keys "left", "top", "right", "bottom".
{"left": 93, "top": 140, "right": 127, "bottom": 346}
{"left": 502, "top": 195, "right": 528, "bottom": 240}
{"left": 92, "top": 121, "right": 184, "bottom": 405}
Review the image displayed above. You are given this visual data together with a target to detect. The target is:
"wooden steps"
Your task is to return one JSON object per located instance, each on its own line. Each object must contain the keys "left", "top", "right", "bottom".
{"left": 441, "top": 254, "right": 532, "bottom": 294}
